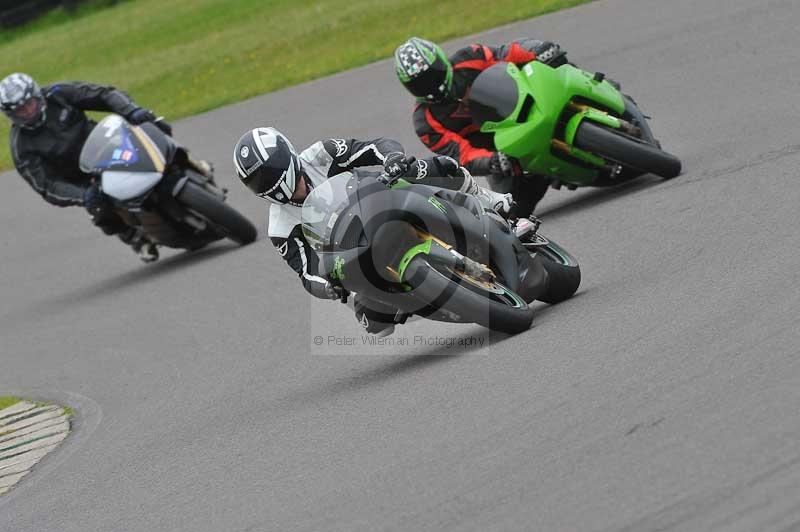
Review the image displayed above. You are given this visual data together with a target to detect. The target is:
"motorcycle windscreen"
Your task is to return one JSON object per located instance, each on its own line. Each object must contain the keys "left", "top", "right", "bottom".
{"left": 79, "top": 114, "right": 165, "bottom": 175}
{"left": 301, "top": 172, "right": 357, "bottom": 253}
{"left": 468, "top": 62, "right": 522, "bottom": 126}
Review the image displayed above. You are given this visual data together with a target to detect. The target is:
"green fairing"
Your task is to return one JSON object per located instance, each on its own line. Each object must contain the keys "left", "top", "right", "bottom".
{"left": 562, "top": 107, "right": 621, "bottom": 166}
{"left": 397, "top": 239, "right": 432, "bottom": 281}
{"left": 480, "top": 62, "right": 626, "bottom": 186}
{"left": 564, "top": 106, "right": 621, "bottom": 144}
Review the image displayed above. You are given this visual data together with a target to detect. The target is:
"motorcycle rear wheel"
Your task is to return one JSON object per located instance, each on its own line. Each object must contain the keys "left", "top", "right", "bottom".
{"left": 526, "top": 237, "right": 581, "bottom": 304}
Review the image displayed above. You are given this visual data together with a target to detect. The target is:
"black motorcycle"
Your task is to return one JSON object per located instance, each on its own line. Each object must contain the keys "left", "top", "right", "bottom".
{"left": 79, "top": 114, "right": 256, "bottom": 251}
{"left": 301, "top": 172, "right": 581, "bottom": 334}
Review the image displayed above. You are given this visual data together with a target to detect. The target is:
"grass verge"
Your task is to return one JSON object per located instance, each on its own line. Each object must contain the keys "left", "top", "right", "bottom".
{"left": 0, "top": 0, "right": 592, "bottom": 170}
{"left": 0, "top": 396, "right": 20, "bottom": 411}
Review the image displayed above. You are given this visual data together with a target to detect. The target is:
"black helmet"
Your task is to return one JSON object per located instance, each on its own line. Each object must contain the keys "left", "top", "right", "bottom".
{"left": 0, "top": 72, "right": 46, "bottom": 129}
{"left": 394, "top": 37, "right": 454, "bottom": 103}
{"left": 233, "top": 127, "right": 303, "bottom": 205}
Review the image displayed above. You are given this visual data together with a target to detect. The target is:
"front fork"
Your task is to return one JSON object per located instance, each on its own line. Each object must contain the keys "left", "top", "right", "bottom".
{"left": 551, "top": 101, "right": 640, "bottom": 170}
{"left": 395, "top": 233, "right": 495, "bottom": 284}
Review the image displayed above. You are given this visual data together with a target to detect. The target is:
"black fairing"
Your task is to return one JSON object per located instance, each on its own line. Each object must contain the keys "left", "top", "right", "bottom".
{"left": 468, "top": 62, "right": 520, "bottom": 126}
{"left": 139, "top": 121, "right": 180, "bottom": 166}
{"left": 318, "top": 176, "right": 547, "bottom": 308}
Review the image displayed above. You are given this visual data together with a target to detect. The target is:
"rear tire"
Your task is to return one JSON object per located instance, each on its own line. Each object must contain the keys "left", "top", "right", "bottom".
{"left": 177, "top": 182, "right": 257, "bottom": 245}
{"left": 526, "top": 237, "right": 581, "bottom": 304}
{"left": 404, "top": 256, "right": 534, "bottom": 334}
{"left": 574, "top": 120, "right": 681, "bottom": 179}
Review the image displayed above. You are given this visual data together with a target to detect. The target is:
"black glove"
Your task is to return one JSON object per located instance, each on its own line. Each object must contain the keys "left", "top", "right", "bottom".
{"left": 126, "top": 107, "right": 157, "bottom": 125}
{"left": 489, "top": 152, "right": 523, "bottom": 178}
{"left": 153, "top": 118, "right": 173, "bottom": 136}
{"left": 383, "top": 151, "right": 415, "bottom": 178}
{"left": 83, "top": 182, "right": 106, "bottom": 216}
{"left": 533, "top": 41, "right": 567, "bottom": 66}
{"left": 432, "top": 155, "right": 467, "bottom": 177}
{"left": 324, "top": 282, "right": 349, "bottom": 302}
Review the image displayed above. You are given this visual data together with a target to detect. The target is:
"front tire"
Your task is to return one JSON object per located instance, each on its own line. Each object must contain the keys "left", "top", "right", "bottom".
{"left": 574, "top": 120, "right": 681, "bottom": 179}
{"left": 403, "top": 256, "right": 534, "bottom": 334}
{"left": 177, "top": 182, "right": 257, "bottom": 245}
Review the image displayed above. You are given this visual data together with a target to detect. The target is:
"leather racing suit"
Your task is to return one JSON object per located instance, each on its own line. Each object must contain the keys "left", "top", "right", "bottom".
{"left": 10, "top": 81, "right": 144, "bottom": 207}
{"left": 412, "top": 39, "right": 568, "bottom": 216}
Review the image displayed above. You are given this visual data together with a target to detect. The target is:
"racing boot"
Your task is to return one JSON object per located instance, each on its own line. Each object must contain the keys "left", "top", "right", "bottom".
{"left": 135, "top": 241, "right": 159, "bottom": 263}
{"left": 509, "top": 175, "right": 550, "bottom": 219}
{"left": 354, "top": 295, "right": 408, "bottom": 337}
{"left": 459, "top": 172, "right": 513, "bottom": 218}
{"left": 119, "top": 228, "right": 159, "bottom": 263}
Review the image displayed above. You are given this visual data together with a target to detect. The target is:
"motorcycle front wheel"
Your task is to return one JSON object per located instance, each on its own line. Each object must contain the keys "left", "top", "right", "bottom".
{"left": 177, "top": 182, "right": 257, "bottom": 245}
{"left": 403, "top": 256, "right": 534, "bottom": 334}
{"left": 574, "top": 120, "right": 682, "bottom": 179}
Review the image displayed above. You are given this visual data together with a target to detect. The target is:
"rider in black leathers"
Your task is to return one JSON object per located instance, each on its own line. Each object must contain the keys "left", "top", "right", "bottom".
{"left": 1, "top": 72, "right": 208, "bottom": 261}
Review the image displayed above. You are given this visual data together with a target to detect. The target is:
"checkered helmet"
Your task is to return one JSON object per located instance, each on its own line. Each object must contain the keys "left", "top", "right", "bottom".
{"left": 394, "top": 37, "right": 454, "bottom": 103}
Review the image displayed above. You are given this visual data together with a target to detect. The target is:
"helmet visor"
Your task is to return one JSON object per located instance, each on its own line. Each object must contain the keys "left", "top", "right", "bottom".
{"left": 259, "top": 160, "right": 297, "bottom": 204}
{"left": 8, "top": 96, "right": 43, "bottom": 127}
{"left": 250, "top": 140, "right": 300, "bottom": 205}
{"left": 405, "top": 68, "right": 451, "bottom": 102}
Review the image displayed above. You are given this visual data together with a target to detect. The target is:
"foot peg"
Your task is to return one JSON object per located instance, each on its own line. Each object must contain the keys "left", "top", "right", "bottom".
{"left": 188, "top": 157, "right": 215, "bottom": 180}
{"left": 514, "top": 216, "right": 542, "bottom": 242}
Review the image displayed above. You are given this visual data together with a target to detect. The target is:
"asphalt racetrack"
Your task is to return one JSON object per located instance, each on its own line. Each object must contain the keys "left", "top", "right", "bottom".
{"left": 2, "top": 0, "right": 800, "bottom": 530}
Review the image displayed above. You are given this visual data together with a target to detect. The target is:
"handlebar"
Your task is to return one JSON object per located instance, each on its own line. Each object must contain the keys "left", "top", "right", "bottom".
{"left": 376, "top": 172, "right": 397, "bottom": 186}
{"left": 153, "top": 117, "right": 173, "bottom": 136}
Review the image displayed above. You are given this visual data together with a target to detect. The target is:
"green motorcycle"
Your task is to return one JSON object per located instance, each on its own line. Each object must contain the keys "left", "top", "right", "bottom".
{"left": 468, "top": 61, "right": 681, "bottom": 188}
